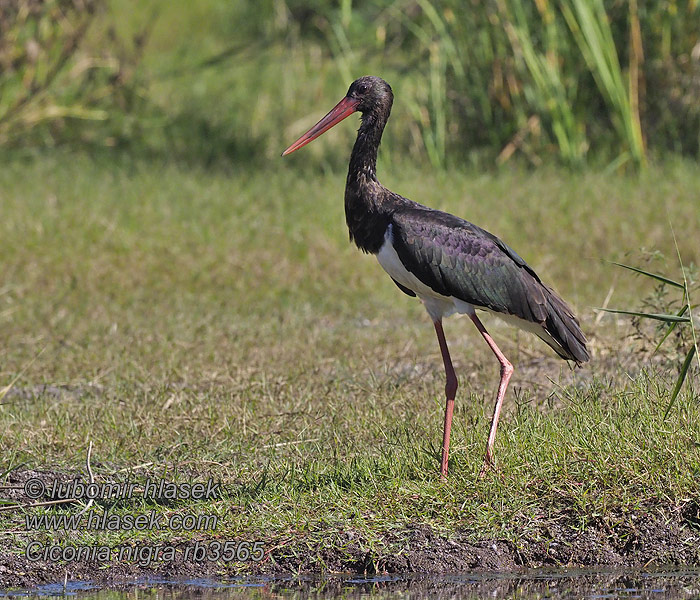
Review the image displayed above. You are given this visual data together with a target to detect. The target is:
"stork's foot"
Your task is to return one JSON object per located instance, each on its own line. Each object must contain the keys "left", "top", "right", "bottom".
{"left": 439, "top": 448, "right": 449, "bottom": 480}
{"left": 478, "top": 452, "right": 495, "bottom": 479}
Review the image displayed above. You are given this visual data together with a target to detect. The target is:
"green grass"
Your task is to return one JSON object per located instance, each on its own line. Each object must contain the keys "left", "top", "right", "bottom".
{"left": 1, "top": 153, "right": 699, "bottom": 567}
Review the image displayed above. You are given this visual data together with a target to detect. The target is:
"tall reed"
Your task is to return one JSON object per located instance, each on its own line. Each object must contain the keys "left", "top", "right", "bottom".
{"left": 501, "top": 0, "right": 588, "bottom": 166}
{"left": 559, "top": 0, "right": 646, "bottom": 167}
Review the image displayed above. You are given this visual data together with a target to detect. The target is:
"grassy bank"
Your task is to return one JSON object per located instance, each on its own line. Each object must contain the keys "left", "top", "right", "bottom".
{"left": 1, "top": 154, "right": 699, "bottom": 580}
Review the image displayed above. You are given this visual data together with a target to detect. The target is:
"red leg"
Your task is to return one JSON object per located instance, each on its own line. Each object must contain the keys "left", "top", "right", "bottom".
{"left": 469, "top": 313, "right": 513, "bottom": 475}
{"left": 434, "top": 320, "right": 458, "bottom": 479}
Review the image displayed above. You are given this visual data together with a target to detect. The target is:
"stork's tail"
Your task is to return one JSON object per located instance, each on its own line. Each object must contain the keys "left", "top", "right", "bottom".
{"left": 538, "top": 285, "right": 589, "bottom": 365}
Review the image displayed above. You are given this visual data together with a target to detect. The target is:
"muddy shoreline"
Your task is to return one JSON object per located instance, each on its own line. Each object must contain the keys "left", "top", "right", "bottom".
{"left": 2, "top": 511, "right": 699, "bottom": 590}
{"left": 2, "top": 468, "right": 700, "bottom": 590}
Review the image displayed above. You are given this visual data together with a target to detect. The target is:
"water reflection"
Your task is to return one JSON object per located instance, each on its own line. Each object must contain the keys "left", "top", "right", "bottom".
{"left": 3, "top": 569, "right": 700, "bottom": 599}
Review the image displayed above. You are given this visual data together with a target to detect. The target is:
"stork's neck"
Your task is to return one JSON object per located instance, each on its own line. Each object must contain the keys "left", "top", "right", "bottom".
{"left": 344, "top": 108, "right": 393, "bottom": 254}
{"left": 347, "top": 111, "right": 386, "bottom": 185}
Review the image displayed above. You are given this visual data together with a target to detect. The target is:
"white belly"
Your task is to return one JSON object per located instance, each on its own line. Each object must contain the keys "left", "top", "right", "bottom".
{"left": 376, "top": 224, "right": 475, "bottom": 321}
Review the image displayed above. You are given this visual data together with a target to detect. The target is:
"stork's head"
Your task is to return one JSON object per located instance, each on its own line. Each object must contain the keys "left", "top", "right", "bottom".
{"left": 282, "top": 76, "right": 393, "bottom": 156}
{"left": 346, "top": 76, "right": 393, "bottom": 116}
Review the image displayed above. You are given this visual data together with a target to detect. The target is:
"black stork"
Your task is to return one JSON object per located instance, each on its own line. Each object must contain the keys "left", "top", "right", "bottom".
{"left": 283, "top": 76, "right": 589, "bottom": 477}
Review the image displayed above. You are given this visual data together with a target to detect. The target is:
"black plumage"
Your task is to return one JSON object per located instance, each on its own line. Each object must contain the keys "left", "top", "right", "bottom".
{"left": 388, "top": 207, "right": 589, "bottom": 364}
{"left": 283, "top": 75, "right": 589, "bottom": 477}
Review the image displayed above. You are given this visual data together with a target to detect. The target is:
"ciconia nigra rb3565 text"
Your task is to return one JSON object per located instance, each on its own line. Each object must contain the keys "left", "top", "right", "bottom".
{"left": 283, "top": 76, "right": 589, "bottom": 477}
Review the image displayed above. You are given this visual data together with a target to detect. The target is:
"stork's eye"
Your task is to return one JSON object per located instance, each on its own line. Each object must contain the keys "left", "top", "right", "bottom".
{"left": 356, "top": 82, "right": 369, "bottom": 94}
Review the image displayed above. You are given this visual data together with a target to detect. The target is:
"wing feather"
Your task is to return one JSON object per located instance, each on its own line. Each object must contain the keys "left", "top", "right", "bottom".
{"left": 389, "top": 207, "right": 589, "bottom": 363}
{"left": 391, "top": 208, "right": 536, "bottom": 316}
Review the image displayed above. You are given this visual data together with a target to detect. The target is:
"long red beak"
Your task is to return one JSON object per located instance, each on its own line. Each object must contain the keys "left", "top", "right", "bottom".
{"left": 282, "top": 96, "right": 360, "bottom": 156}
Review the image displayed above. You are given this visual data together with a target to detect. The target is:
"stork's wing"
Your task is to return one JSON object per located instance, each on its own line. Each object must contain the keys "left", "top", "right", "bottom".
{"left": 389, "top": 206, "right": 589, "bottom": 364}
{"left": 390, "top": 207, "right": 550, "bottom": 323}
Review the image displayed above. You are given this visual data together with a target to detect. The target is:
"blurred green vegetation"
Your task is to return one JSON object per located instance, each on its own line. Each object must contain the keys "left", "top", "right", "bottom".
{"left": 1, "top": 0, "right": 699, "bottom": 168}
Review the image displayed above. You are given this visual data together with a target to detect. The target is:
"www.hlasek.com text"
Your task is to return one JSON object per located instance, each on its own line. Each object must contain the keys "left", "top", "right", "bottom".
{"left": 26, "top": 509, "right": 217, "bottom": 531}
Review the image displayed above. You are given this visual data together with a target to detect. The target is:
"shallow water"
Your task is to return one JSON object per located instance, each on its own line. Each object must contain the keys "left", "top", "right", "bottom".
{"left": 3, "top": 569, "right": 700, "bottom": 599}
